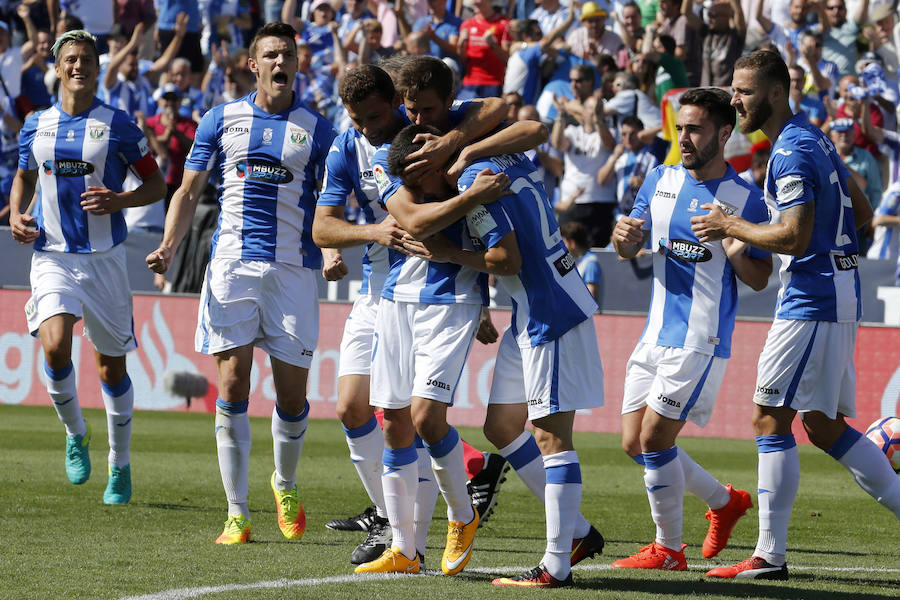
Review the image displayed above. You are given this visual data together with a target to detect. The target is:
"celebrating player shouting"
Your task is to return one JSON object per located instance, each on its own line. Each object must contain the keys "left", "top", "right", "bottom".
{"left": 9, "top": 30, "right": 165, "bottom": 505}
{"left": 147, "top": 22, "right": 337, "bottom": 545}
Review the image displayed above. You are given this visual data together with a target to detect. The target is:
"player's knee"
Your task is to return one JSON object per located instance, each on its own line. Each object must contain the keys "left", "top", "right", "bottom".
{"left": 42, "top": 343, "right": 71, "bottom": 370}
{"left": 96, "top": 360, "right": 127, "bottom": 387}
{"left": 622, "top": 434, "right": 641, "bottom": 457}
{"left": 411, "top": 411, "right": 447, "bottom": 445}
{"left": 483, "top": 417, "right": 516, "bottom": 449}
{"left": 801, "top": 414, "right": 847, "bottom": 451}
{"left": 336, "top": 398, "right": 373, "bottom": 429}
{"left": 218, "top": 372, "right": 251, "bottom": 403}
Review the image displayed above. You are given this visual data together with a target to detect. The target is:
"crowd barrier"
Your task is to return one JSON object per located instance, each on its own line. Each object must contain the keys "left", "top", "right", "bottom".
{"left": 2, "top": 289, "right": 898, "bottom": 443}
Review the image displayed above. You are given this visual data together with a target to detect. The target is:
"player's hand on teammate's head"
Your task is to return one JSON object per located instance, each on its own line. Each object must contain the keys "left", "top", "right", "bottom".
{"left": 404, "top": 132, "right": 455, "bottom": 176}
{"left": 146, "top": 246, "right": 174, "bottom": 274}
{"left": 469, "top": 168, "right": 511, "bottom": 203}
{"left": 9, "top": 212, "right": 39, "bottom": 244}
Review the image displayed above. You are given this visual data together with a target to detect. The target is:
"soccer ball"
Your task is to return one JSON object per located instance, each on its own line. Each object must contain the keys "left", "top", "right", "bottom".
{"left": 865, "top": 417, "right": 900, "bottom": 473}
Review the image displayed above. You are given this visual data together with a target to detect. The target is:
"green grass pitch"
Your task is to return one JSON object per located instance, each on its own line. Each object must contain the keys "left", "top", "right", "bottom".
{"left": 2, "top": 404, "right": 898, "bottom": 600}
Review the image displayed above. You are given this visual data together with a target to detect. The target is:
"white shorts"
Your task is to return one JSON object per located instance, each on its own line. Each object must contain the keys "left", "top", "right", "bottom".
{"left": 338, "top": 294, "right": 379, "bottom": 377}
{"left": 489, "top": 319, "right": 604, "bottom": 421}
{"left": 195, "top": 258, "right": 319, "bottom": 368}
{"left": 370, "top": 299, "right": 480, "bottom": 409}
{"left": 621, "top": 343, "right": 727, "bottom": 427}
{"left": 753, "top": 319, "right": 857, "bottom": 419}
{"left": 25, "top": 246, "right": 136, "bottom": 356}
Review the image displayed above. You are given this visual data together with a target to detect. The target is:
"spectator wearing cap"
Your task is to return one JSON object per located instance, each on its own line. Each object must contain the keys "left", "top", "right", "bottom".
{"left": 821, "top": 0, "right": 869, "bottom": 78}
{"left": 835, "top": 73, "right": 885, "bottom": 159}
{"left": 694, "top": 0, "right": 746, "bottom": 87}
{"left": 565, "top": 1, "right": 625, "bottom": 64}
{"left": 144, "top": 83, "right": 197, "bottom": 205}
{"left": 654, "top": 0, "right": 701, "bottom": 85}
{"left": 411, "top": 0, "right": 463, "bottom": 61}
{"left": 153, "top": 58, "right": 205, "bottom": 124}
{"left": 788, "top": 64, "right": 827, "bottom": 128}
{"left": 457, "top": 0, "right": 511, "bottom": 100}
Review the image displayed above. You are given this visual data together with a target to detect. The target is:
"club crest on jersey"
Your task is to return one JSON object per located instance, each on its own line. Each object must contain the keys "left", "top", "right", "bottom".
{"left": 262, "top": 128, "right": 274, "bottom": 145}
{"left": 235, "top": 160, "right": 293, "bottom": 184}
{"left": 658, "top": 237, "right": 712, "bottom": 262}
{"left": 688, "top": 198, "right": 699, "bottom": 212}
{"left": 289, "top": 127, "right": 308, "bottom": 146}
{"left": 713, "top": 200, "right": 738, "bottom": 215}
{"left": 88, "top": 126, "right": 106, "bottom": 141}
{"left": 42, "top": 159, "right": 94, "bottom": 177}
{"left": 373, "top": 164, "right": 388, "bottom": 191}
{"left": 65, "top": 129, "right": 75, "bottom": 142}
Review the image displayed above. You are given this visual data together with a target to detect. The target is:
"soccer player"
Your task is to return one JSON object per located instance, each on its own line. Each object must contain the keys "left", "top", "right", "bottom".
{"left": 8, "top": 30, "right": 165, "bottom": 504}
{"left": 388, "top": 125, "right": 605, "bottom": 588}
{"left": 353, "top": 56, "right": 544, "bottom": 576}
{"left": 146, "top": 22, "right": 338, "bottom": 545}
{"left": 692, "top": 49, "right": 900, "bottom": 580}
{"left": 313, "top": 64, "right": 522, "bottom": 566}
{"left": 610, "top": 87, "right": 772, "bottom": 571}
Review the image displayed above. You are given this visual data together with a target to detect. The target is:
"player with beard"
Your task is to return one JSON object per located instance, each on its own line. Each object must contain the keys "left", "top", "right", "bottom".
{"left": 692, "top": 49, "right": 900, "bottom": 580}
{"left": 147, "top": 22, "right": 338, "bottom": 545}
{"left": 611, "top": 87, "right": 772, "bottom": 571}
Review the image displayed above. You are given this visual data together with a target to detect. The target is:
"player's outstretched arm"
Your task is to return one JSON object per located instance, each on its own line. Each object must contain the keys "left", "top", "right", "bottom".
{"left": 723, "top": 238, "right": 773, "bottom": 291}
{"left": 691, "top": 202, "right": 815, "bottom": 257}
{"left": 8, "top": 168, "right": 39, "bottom": 244}
{"left": 146, "top": 168, "right": 208, "bottom": 274}
{"left": 446, "top": 120, "right": 549, "bottom": 180}
{"left": 313, "top": 206, "right": 410, "bottom": 252}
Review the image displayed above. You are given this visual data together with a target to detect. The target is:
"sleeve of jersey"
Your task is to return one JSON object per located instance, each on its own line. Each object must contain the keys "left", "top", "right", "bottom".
{"left": 629, "top": 165, "right": 662, "bottom": 226}
{"left": 318, "top": 138, "right": 352, "bottom": 207}
{"left": 769, "top": 149, "right": 814, "bottom": 211}
{"left": 184, "top": 109, "right": 220, "bottom": 172}
{"left": 312, "top": 117, "right": 339, "bottom": 181}
{"left": 447, "top": 99, "right": 472, "bottom": 129}
{"left": 116, "top": 112, "right": 159, "bottom": 178}
{"left": 741, "top": 190, "right": 772, "bottom": 260}
{"left": 582, "top": 259, "right": 602, "bottom": 284}
{"left": 372, "top": 146, "right": 403, "bottom": 207}
{"left": 458, "top": 168, "right": 513, "bottom": 248}
{"left": 17, "top": 115, "right": 37, "bottom": 170}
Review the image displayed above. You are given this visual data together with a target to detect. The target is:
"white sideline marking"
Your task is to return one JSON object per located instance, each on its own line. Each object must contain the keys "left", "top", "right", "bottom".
{"left": 120, "top": 564, "right": 900, "bottom": 600}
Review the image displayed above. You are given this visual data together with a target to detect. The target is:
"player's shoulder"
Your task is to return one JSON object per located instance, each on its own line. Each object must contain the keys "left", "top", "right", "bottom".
{"left": 22, "top": 104, "right": 55, "bottom": 128}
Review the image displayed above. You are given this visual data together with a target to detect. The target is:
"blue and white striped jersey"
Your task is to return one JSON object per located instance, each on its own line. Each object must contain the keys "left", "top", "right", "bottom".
{"left": 319, "top": 126, "right": 390, "bottom": 296}
{"left": 185, "top": 92, "right": 337, "bottom": 268}
{"left": 462, "top": 153, "right": 597, "bottom": 347}
{"left": 631, "top": 163, "right": 769, "bottom": 357}
{"left": 102, "top": 75, "right": 155, "bottom": 118}
{"left": 765, "top": 113, "right": 861, "bottom": 322}
{"left": 19, "top": 99, "right": 153, "bottom": 253}
{"left": 867, "top": 181, "right": 900, "bottom": 260}
{"left": 369, "top": 101, "right": 487, "bottom": 305}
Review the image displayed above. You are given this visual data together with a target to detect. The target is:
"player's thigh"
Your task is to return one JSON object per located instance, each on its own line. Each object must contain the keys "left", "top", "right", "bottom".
{"left": 410, "top": 303, "right": 480, "bottom": 404}
{"left": 754, "top": 319, "right": 857, "bottom": 419}
{"left": 79, "top": 246, "right": 136, "bottom": 356}
{"left": 26, "top": 252, "right": 84, "bottom": 343}
{"left": 214, "top": 343, "right": 256, "bottom": 403}
{"left": 370, "top": 299, "right": 415, "bottom": 409}
{"left": 257, "top": 262, "right": 318, "bottom": 369}
{"left": 195, "top": 258, "right": 263, "bottom": 356}
{"left": 338, "top": 294, "right": 379, "bottom": 378}
{"left": 521, "top": 318, "right": 603, "bottom": 422}
{"left": 622, "top": 342, "right": 657, "bottom": 415}
{"left": 645, "top": 346, "right": 725, "bottom": 427}
{"left": 337, "top": 374, "right": 373, "bottom": 427}
{"left": 487, "top": 326, "right": 525, "bottom": 406}
{"left": 270, "top": 356, "right": 310, "bottom": 415}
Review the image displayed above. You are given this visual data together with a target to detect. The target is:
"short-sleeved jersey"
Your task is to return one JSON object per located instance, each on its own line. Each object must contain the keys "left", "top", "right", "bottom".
{"left": 185, "top": 92, "right": 337, "bottom": 268}
{"left": 867, "top": 182, "right": 900, "bottom": 260}
{"left": 318, "top": 126, "right": 390, "bottom": 296}
{"left": 630, "top": 163, "right": 770, "bottom": 357}
{"left": 577, "top": 252, "right": 602, "bottom": 286}
{"left": 462, "top": 153, "right": 597, "bottom": 347}
{"left": 765, "top": 113, "right": 860, "bottom": 323}
{"left": 18, "top": 99, "right": 153, "bottom": 253}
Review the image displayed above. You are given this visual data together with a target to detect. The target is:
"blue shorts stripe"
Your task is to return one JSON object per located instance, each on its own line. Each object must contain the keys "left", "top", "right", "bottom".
{"left": 549, "top": 338, "right": 560, "bottom": 413}
{"left": 546, "top": 462, "right": 582, "bottom": 484}
{"left": 826, "top": 426, "right": 863, "bottom": 460}
{"left": 643, "top": 446, "right": 678, "bottom": 469}
{"left": 216, "top": 398, "right": 249, "bottom": 414}
{"left": 44, "top": 361, "right": 73, "bottom": 381}
{"left": 424, "top": 426, "right": 460, "bottom": 459}
{"left": 383, "top": 444, "right": 417, "bottom": 467}
{"left": 101, "top": 374, "right": 132, "bottom": 398}
{"left": 506, "top": 436, "right": 541, "bottom": 470}
{"left": 784, "top": 322, "right": 819, "bottom": 407}
{"left": 342, "top": 415, "right": 378, "bottom": 438}
{"left": 755, "top": 434, "right": 797, "bottom": 453}
{"left": 679, "top": 356, "right": 714, "bottom": 420}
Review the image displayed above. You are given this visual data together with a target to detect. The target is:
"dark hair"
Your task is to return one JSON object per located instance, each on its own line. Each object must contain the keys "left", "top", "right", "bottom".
{"left": 560, "top": 221, "right": 590, "bottom": 249}
{"left": 621, "top": 115, "right": 644, "bottom": 130}
{"left": 339, "top": 64, "right": 396, "bottom": 105}
{"left": 396, "top": 56, "right": 454, "bottom": 101}
{"left": 656, "top": 33, "right": 676, "bottom": 55}
{"left": 249, "top": 22, "right": 297, "bottom": 60}
{"left": 678, "top": 87, "right": 735, "bottom": 129}
{"left": 623, "top": 1, "right": 641, "bottom": 13}
{"left": 594, "top": 53, "right": 617, "bottom": 72}
{"left": 387, "top": 124, "right": 441, "bottom": 177}
{"left": 734, "top": 49, "right": 790, "bottom": 95}
{"left": 60, "top": 14, "right": 84, "bottom": 32}
{"left": 571, "top": 63, "right": 595, "bottom": 84}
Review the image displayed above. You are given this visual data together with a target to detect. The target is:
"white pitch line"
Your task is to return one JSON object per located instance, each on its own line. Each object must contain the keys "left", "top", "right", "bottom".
{"left": 120, "top": 563, "right": 900, "bottom": 600}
